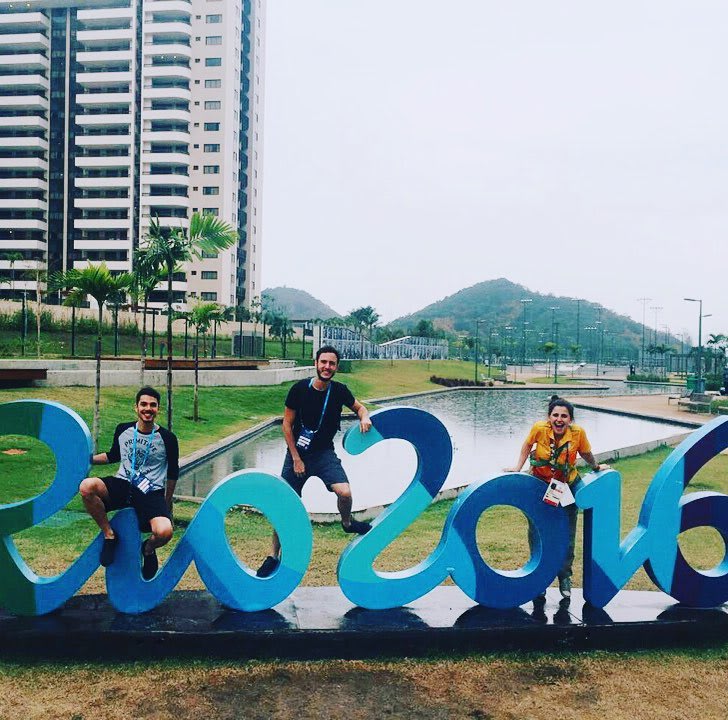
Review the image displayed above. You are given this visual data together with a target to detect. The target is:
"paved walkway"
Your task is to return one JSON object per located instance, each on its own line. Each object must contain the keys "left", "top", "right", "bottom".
{"left": 562, "top": 392, "right": 713, "bottom": 426}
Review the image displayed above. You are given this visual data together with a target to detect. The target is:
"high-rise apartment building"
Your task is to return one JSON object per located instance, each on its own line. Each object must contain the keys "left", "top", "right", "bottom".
{"left": 0, "top": 0, "right": 264, "bottom": 310}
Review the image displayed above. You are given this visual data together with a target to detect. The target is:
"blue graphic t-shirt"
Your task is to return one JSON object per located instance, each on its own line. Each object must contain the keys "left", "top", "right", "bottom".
{"left": 106, "top": 422, "right": 179, "bottom": 492}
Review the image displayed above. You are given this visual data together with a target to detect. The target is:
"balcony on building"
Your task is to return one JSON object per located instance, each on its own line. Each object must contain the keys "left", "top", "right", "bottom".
{"left": 0, "top": 135, "right": 48, "bottom": 151}
{"left": 76, "top": 71, "right": 131, "bottom": 89}
{"left": 76, "top": 133, "right": 132, "bottom": 149}
{"left": 0, "top": 94, "right": 47, "bottom": 112}
{"left": 76, "top": 28, "right": 133, "bottom": 47}
{"left": 0, "top": 74, "right": 49, "bottom": 92}
{"left": 76, "top": 49, "right": 132, "bottom": 67}
{"left": 0, "top": 53, "right": 48, "bottom": 72}
{"left": 77, "top": 7, "right": 134, "bottom": 28}
{"left": 74, "top": 217, "right": 132, "bottom": 230}
{"left": 0, "top": 12, "right": 49, "bottom": 32}
{"left": 0, "top": 33, "right": 48, "bottom": 53}
{"left": 73, "top": 239, "right": 129, "bottom": 252}
{"left": 75, "top": 196, "right": 131, "bottom": 210}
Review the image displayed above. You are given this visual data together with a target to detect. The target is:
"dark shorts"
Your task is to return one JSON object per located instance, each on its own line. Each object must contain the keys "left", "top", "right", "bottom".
{"left": 281, "top": 449, "right": 349, "bottom": 495}
{"left": 101, "top": 475, "right": 171, "bottom": 528}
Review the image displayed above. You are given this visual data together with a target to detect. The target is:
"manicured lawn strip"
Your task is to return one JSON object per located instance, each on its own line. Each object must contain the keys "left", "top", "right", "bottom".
{"left": 1, "top": 648, "right": 728, "bottom": 718}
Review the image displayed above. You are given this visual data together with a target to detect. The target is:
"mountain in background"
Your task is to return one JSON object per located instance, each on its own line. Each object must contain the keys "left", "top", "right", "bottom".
{"left": 262, "top": 286, "right": 341, "bottom": 320}
{"left": 261, "top": 279, "right": 679, "bottom": 358}
{"left": 390, "top": 278, "right": 671, "bottom": 356}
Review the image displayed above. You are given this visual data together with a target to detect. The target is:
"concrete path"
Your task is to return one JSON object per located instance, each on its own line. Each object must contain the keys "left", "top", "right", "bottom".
{"left": 563, "top": 392, "right": 713, "bottom": 426}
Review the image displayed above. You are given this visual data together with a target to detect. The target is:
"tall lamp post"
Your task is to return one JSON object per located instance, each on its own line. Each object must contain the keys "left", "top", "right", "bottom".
{"left": 474, "top": 319, "right": 486, "bottom": 384}
{"left": 520, "top": 298, "right": 532, "bottom": 372}
{"left": 650, "top": 305, "right": 663, "bottom": 347}
{"left": 637, "top": 297, "right": 651, "bottom": 369}
{"left": 549, "top": 306, "right": 559, "bottom": 382}
{"left": 684, "top": 298, "right": 708, "bottom": 391}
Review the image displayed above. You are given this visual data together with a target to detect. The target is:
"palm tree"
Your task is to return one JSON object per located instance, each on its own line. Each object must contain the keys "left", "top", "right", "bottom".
{"left": 249, "top": 295, "right": 263, "bottom": 356}
{"left": 141, "top": 213, "right": 237, "bottom": 430}
{"left": 131, "top": 250, "right": 168, "bottom": 386}
{"left": 187, "top": 301, "right": 225, "bottom": 421}
{"left": 51, "top": 263, "right": 133, "bottom": 447}
{"left": 2, "top": 251, "right": 23, "bottom": 298}
{"left": 20, "top": 265, "right": 46, "bottom": 358}
{"left": 266, "top": 310, "right": 294, "bottom": 358}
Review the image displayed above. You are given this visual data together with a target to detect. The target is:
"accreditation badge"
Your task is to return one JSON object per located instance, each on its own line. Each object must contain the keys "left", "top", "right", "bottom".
{"left": 543, "top": 480, "right": 567, "bottom": 507}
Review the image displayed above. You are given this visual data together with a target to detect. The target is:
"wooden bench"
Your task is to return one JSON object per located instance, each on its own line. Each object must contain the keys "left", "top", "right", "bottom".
{"left": 0, "top": 368, "right": 47, "bottom": 387}
{"left": 677, "top": 392, "right": 714, "bottom": 414}
{"left": 667, "top": 387, "right": 690, "bottom": 404}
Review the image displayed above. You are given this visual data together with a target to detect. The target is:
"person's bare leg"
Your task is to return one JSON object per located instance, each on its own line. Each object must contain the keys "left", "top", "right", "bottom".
{"left": 332, "top": 483, "right": 353, "bottom": 527}
{"left": 271, "top": 529, "right": 281, "bottom": 558}
{"left": 79, "top": 477, "right": 114, "bottom": 539}
{"left": 146, "top": 516, "right": 173, "bottom": 551}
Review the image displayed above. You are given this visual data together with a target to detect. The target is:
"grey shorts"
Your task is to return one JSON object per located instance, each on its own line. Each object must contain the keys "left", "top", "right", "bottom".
{"left": 281, "top": 448, "right": 349, "bottom": 495}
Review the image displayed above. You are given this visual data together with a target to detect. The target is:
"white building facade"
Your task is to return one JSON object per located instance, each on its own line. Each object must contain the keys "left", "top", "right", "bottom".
{"left": 0, "top": 0, "right": 264, "bottom": 310}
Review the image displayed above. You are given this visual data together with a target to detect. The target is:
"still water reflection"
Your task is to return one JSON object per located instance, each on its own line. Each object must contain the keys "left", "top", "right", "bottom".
{"left": 177, "top": 384, "right": 687, "bottom": 513}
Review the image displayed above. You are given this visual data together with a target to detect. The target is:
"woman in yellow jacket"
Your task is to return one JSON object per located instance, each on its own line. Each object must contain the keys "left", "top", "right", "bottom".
{"left": 504, "top": 396, "right": 608, "bottom": 601}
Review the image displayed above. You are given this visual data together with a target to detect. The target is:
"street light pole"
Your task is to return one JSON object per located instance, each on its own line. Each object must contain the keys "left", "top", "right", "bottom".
{"left": 684, "top": 298, "right": 706, "bottom": 391}
{"left": 549, "top": 306, "right": 559, "bottom": 382}
{"left": 520, "top": 298, "right": 532, "bottom": 372}
{"left": 637, "top": 297, "right": 651, "bottom": 369}
{"left": 650, "top": 305, "right": 663, "bottom": 347}
{"left": 474, "top": 319, "right": 485, "bottom": 384}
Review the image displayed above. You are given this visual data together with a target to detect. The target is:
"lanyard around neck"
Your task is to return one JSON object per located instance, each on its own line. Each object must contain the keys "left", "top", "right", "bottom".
{"left": 307, "top": 379, "right": 332, "bottom": 433}
{"left": 131, "top": 425, "right": 156, "bottom": 477}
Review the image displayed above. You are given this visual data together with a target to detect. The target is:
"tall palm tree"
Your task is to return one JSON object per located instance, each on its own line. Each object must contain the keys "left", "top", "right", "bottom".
{"left": 51, "top": 263, "right": 133, "bottom": 447}
{"left": 2, "top": 251, "right": 23, "bottom": 298}
{"left": 140, "top": 213, "right": 237, "bottom": 430}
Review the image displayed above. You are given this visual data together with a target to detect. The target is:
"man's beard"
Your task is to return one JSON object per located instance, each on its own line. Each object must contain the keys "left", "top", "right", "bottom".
{"left": 316, "top": 369, "right": 335, "bottom": 381}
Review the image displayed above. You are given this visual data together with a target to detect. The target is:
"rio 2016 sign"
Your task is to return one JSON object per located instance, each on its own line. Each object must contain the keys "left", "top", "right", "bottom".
{"left": 1, "top": 400, "right": 727, "bottom": 616}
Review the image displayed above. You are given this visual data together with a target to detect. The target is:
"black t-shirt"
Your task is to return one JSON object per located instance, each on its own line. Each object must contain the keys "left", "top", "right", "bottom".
{"left": 285, "top": 379, "right": 356, "bottom": 452}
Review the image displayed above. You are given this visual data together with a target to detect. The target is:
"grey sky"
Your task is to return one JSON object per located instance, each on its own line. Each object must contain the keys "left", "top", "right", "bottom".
{"left": 261, "top": 1, "right": 727, "bottom": 341}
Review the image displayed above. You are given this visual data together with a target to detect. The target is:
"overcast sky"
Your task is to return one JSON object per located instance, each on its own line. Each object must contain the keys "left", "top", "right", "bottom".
{"left": 261, "top": 1, "right": 727, "bottom": 341}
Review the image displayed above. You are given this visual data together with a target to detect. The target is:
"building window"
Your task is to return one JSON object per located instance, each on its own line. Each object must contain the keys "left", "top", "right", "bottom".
{"left": 205, "top": 79, "right": 222, "bottom": 88}
{"left": 202, "top": 186, "right": 219, "bottom": 195}
{"left": 205, "top": 57, "right": 222, "bottom": 67}
{"left": 201, "top": 292, "right": 218, "bottom": 301}
{"left": 206, "top": 36, "right": 222, "bottom": 45}
{"left": 203, "top": 165, "right": 220, "bottom": 174}
{"left": 204, "top": 122, "right": 220, "bottom": 131}
{"left": 204, "top": 143, "right": 220, "bottom": 152}
{"left": 201, "top": 271, "right": 218, "bottom": 280}
{"left": 206, "top": 14, "right": 222, "bottom": 22}
{"left": 204, "top": 101, "right": 221, "bottom": 110}
{"left": 202, "top": 207, "right": 219, "bottom": 216}
{"left": 202, "top": 251, "right": 218, "bottom": 259}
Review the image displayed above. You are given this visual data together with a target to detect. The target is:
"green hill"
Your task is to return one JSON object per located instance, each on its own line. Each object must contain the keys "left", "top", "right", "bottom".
{"left": 262, "top": 287, "right": 341, "bottom": 321}
{"left": 390, "top": 278, "right": 667, "bottom": 359}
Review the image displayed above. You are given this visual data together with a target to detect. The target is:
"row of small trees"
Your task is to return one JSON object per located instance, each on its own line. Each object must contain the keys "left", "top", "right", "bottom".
{"left": 49, "top": 213, "right": 238, "bottom": 446}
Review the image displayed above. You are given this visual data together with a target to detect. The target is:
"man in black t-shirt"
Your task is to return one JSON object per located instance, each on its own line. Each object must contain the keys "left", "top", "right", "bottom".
{"left": 257, "top": 345, "right": 372, "bottom": 577}
{"left": 79, "top": 386, "right": 179, "bottom": 580}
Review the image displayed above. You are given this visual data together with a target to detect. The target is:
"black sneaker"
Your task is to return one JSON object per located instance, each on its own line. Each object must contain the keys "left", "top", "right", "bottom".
{"left": 100, "top": 535, "right": 118, "bottom": 567}
{"left": 342, "top": 519, "right": 372, "bottom": 535}
{"left": 256, "top": 555, "right": 280, "bottom": 578}
{"left": 141, "top": 540, "right": 158, "bottom": 580}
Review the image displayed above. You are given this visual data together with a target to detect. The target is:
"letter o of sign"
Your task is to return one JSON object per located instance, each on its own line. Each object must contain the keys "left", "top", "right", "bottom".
{"left": 447, "top": 474, "right": 570, "bottom": 609}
